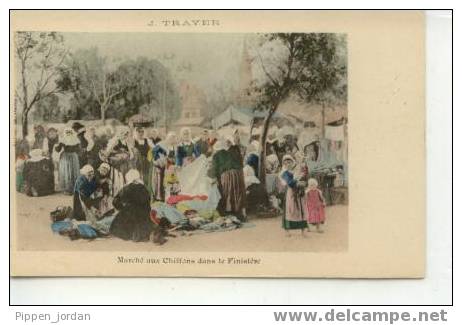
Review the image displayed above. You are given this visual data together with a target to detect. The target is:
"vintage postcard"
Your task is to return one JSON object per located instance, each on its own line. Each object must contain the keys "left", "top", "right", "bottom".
{"left": 10, "top": 10, "right": 425, "bottom": 277}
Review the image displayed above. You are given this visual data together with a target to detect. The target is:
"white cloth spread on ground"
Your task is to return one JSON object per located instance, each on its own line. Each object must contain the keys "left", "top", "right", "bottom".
{"left": 325, "top": 125, "right": 344, "bottom": 141}
{"left": 178, "top": 154, "right": 211, "bottom": 196}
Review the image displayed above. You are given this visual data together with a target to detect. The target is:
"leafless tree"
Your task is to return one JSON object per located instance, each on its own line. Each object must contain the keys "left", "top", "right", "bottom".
{"left": 14, "top": 32, "right": 68, "bottom": 138}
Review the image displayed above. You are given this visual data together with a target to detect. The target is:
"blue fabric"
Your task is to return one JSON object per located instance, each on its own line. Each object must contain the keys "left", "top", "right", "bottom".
{"left": 153, "top": 202, "right": 186, "bottom": 224}
{"left": 193, "top": 142, "right": 202, "bottom": 158}
{"left": 245, "top": 153, "right": 259, "bottom": 177}
{"left": 93, "top": 215, "right": 116, "bottom": 234}
{"left": 199, "top": 222, "right": 223, "bottom": 232}
{"left": 51, "top": 221, "right": 73, "bottom": 233}
{"left": 77, "top": 224, "right": 98, "bottom": 238}
{"left": 153, "top": 145, "right": 167, "bottom": 161}
{"left": 281, "top": 170, "right": 297, "bottom": 188}
{"left": 74, "top": 175, "right": 97, "bottom": 196}
{"left": 51, "top": 221, "right": 99, "bottom": 238}
{"left": 176, "top": 143, "right": 197, "bottom": 166}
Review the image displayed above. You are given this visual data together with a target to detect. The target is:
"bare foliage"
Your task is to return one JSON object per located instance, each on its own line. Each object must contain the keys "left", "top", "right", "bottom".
{"left": 14, "top": 32, "right": 68, "bottom": 138}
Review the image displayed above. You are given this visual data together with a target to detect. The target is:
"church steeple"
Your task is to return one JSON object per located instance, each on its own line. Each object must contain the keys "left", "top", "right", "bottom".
{"left": 237, "top": 38, "right": 254, "bottom": 107}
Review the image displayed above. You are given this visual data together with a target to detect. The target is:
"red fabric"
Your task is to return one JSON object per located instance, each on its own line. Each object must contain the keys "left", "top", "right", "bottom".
{"left": 150, "top": 209, "right": 161, "bottom": 225}
{"left": 208, "top": 138, "right": 217, "bottom": 146}
{"left": 166, "top": 194, "right": 208, "bottom": 205}
{"left": 305, "top": 189, "right": 325, "bottom": 224}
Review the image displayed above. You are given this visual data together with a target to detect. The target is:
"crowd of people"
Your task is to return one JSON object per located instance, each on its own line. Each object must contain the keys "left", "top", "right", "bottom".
{"left": 15, "top": 119, "right": 347, "bottom": 243}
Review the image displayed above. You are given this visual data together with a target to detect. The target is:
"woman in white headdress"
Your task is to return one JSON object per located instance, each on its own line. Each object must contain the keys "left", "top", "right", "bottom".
{"left": 228, "top": 130, "right": 245, "bottom": 166}
{"left": 133, "top": 126, "right": 154, "bottom": 191}
{"left": 73, "top": 164, "right": 98, "bottom": 221}
{"left": 110, "top": 169, "right": 154, "bottom": 242}
{"left": 148, "top": 128, "right": 162, "bottom": 146}
{"left": 176, "top": 127, "right": 197, "bottom": 167}
{"left": 55, "top": 128, "right": 81, "bottom": 195}
{"left": 279, "top": 154, "right": 308, "bottom": 236}
{"left": 208, "top": 138, "right": 246, "bottom": 220}
{"left": 107, "top": 127, "right": 132, "bottom": 195}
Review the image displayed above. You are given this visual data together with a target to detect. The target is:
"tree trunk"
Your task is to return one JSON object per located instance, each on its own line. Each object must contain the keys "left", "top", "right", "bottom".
{"left": 321, "top": 103, "right": 326, "bottom": 139}
{"left": 248, "top": 118, "right": 255, "bottom": 145}
{"left": 20, "top": 61, "right": 29, "bottom": 139}
{"left": 258, "top": 108, "right": 276, "bottom": 205}
{"left": 101, "top": 106, "right": 106, "bottom": 125}
{"left": 21, "top": 106, "right": 29, "bottom": 139}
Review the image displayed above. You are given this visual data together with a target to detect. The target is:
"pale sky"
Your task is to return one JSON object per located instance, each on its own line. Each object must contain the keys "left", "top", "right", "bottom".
{"left": 63, "top": 32, "right": 253, "bottom": 98}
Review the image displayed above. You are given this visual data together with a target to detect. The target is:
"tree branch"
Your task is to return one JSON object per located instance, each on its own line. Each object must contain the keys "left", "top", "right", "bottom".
{"left": 34, "top": 48, "right": 69, "bottom": 98}
{"left": 90, "top": 79, "right": 103, "bottom": 106}
{"left": 257, "top": 51, "right": 280, "bottom": 88}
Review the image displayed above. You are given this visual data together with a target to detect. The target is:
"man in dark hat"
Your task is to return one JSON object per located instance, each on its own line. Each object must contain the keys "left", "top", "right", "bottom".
{"left": 32, "top": 124, "right": 46, "bottom": 151}
{"left": 72, "top": 122, "right": 89, "bottom": 166}
{"left": 45, "top": 127, "right": 59, "bottom": 158}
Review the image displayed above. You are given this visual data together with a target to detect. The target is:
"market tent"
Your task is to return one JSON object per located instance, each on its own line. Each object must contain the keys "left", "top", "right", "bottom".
{"left": 211, "top": 105, "right": 254, "bottom": 129}
{"left": 128, "top": 114, "right": 154, "bottom": 128}
{"left": 297, "top": 127, "right": 322, "bottom": 150}
{"left": 215, "top": 125, "right": 250, "bottom": 145}
{"left": 66, "top": 118, "right": 122, "bottom": 128}
{"left": 325, "top": 117, "right": 347, "bottom": 142}
{"left": 211, "top": 105, "right": 292, "bottom": 130}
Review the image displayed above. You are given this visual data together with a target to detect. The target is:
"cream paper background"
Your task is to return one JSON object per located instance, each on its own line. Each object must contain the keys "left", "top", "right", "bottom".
{"left": 10, "top": 10, "right": 425, "bottom": 278}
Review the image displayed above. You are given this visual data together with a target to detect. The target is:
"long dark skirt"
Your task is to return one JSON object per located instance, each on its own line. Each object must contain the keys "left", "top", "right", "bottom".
{"left": 136, "top": 155, "right": 152, "bottom": 193}
{"left": 110, "top": 182, "right": 154, "bottom": 242}
{"left": 218, "top": 169, "right": 246, "bottom": 216}
{"left": 245, "top": 183, "right": 267, "bottom": 214}
{"left": 23, "top": 159, "right": 55, "bottom": 197}
{"left": 59, "top": 152, "right": 80, "bottom": 194}
{"left": 72, "top": 192, "right": 98, "bottom": 221}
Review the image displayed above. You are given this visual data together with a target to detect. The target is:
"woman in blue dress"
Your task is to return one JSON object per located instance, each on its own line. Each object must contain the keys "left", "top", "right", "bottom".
{"left": 55, "top": 128, "right": 81, "bottom": 195}
{"left": 73, "top": 164, "right": 97, "bottom": 221}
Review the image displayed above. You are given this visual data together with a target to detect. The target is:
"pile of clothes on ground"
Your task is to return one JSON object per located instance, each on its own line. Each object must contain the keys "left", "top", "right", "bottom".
{"left": 152, "top": 193, "right": 251, "bottom": 236}
{"left": 50, "top": 205, "right": 115, "bottom": 240}
{"left": 49, "top": 185, "right": 252, "bottom": 243}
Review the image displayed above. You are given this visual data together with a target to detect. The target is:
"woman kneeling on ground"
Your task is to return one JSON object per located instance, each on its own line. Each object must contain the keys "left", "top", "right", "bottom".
{"left": 109, "top": 169, "right": 154, "bottom": 242}
{"left": 73, "top": 164, "right": 98, "bottom": 221}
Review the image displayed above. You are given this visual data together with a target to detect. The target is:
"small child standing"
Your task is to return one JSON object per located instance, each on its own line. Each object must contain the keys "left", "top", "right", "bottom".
{"left": 164, "top": 164, "right": 180, "bottom": 199}
{"left": 305, "top": 178, "right": 326, "bottom": 233}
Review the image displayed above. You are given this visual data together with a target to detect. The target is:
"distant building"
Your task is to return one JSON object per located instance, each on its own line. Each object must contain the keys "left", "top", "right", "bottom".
{"left": 235, "top": 39, "right": 256, "bottom": 107}
{"left": 174, "top": 80, "right": 208, "bottom": 127}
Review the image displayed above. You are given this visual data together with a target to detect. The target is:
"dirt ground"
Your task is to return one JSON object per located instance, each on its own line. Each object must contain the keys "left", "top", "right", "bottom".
{"left": 13, "top": 193, "right": 348, "bottom": 252}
